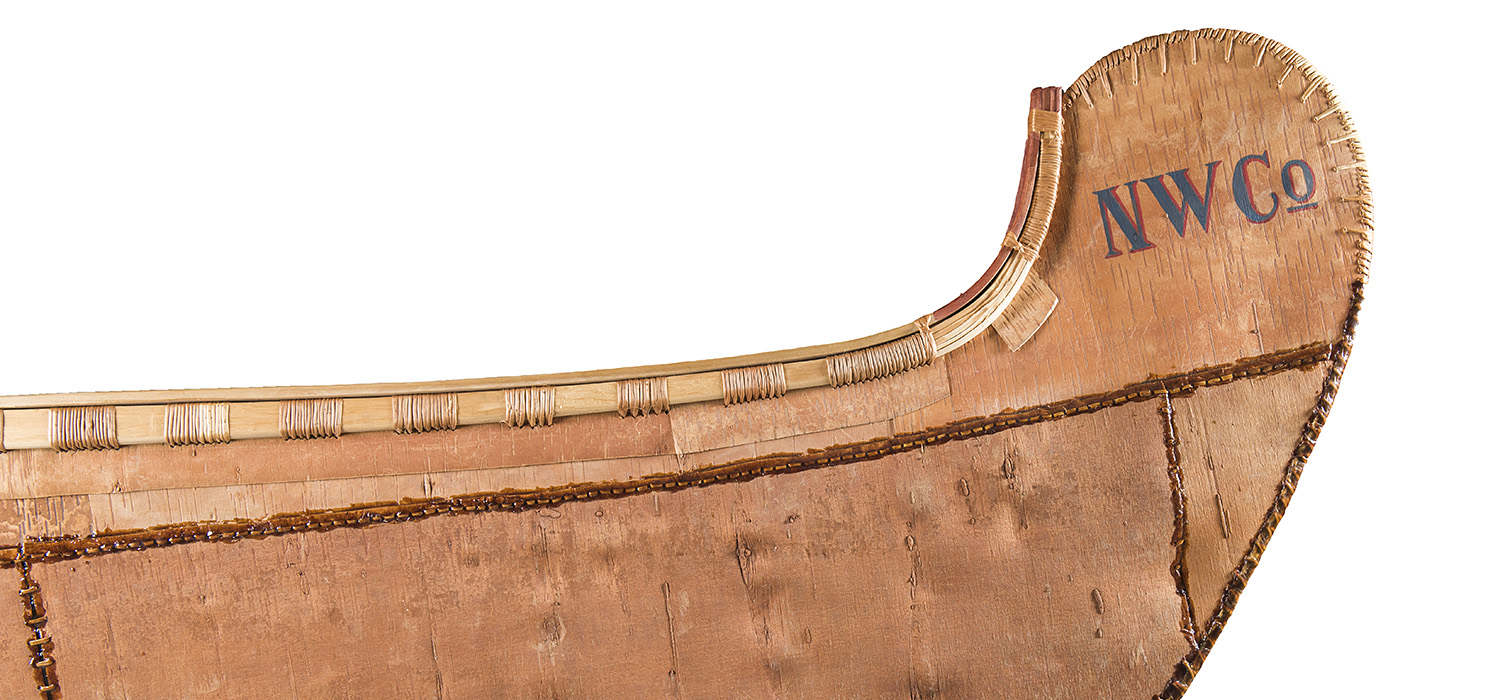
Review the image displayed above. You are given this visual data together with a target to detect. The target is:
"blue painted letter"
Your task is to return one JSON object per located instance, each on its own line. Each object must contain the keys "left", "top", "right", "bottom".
{"left": 1142, "top": 161, "right": 1220, "bottom": 237}
{"left": 1281, "top": 159, "right": 1316, "bottom": 202}
{"left": 1094, "top": 181, "right": 1154, "bottom": 258}
{"left": 1232, "top": 152, "right": 1278, "bottom": 224}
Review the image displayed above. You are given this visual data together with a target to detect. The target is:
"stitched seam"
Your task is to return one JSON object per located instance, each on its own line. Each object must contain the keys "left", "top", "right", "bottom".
{"left": 1159, "top": 393, "right": 1200, "bottom": 650}
{"left": 16, "top": 558, "right": 59, "bottom": 698}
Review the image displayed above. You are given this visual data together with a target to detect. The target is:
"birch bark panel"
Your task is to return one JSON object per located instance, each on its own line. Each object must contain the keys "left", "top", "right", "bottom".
{"left": 944, "top": 34, "right": 1361, "bottom": 421}
{"left": 1173, "top": 364, "right": 1328, "bottom": 633}
{"left": 33, "top": 399, "right": 1185, "bottom": 698}
{"left": 905, "top": 399, "right": 1189, "bottom": 699}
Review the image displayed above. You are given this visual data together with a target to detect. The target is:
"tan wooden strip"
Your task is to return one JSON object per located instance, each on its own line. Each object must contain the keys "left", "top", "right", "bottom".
{"left": 670, "top": 356, "right": 949, "bottom": 458}
{"left": 116, "top": 404, "right": 160, "bottom": 447}
{"left": 933, "top": 258, "right": 1031, "bottom": 355}
{"left": 555, "top": 383, "right": 616, "bottom": 418}
{"left": 0, "top": 410, "right": 100, "bottom": 452}
{"left": 0, "top": 351, "right": 936, "bottom": 504}
{"left": 0, "top": 358, "right": 839, "bottom": 450}
{"left": 0, "top": 323, "right": 921, "bottom": 409}
{"left": 783, "top": 360, "right": 828, "bottom": 391}
{"left": 341, "top": 397, "right": 391, "bottom": 433}
{"left": 229, "top": 402, "right": 279, "bottom": 441}
{"left": 1013, "top": 104, "right": 1062, "bottom": 260}
{"left": 664, "top": 372, "right": 721, "bottom": 406}
{"left": 0, "top": 93, "right": 1069, "bottom": 452}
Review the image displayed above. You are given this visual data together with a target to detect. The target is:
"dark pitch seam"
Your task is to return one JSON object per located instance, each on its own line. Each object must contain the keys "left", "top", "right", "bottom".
{"left": 16, "top": 556, "right": 59, "bottom": 699}
{"left": 1159, "top": 393, "right": 1201, "bottom": 650}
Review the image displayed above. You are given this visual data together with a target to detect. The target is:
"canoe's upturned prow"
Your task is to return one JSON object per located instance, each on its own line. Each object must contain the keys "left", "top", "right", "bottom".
{"left": 0, "top": 29, "right": 1369, "bottom": 700}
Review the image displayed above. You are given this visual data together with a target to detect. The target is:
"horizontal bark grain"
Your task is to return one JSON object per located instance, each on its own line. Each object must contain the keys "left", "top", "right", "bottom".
{"left": 34, "top": 399, "right": 1187, "bottom": 699}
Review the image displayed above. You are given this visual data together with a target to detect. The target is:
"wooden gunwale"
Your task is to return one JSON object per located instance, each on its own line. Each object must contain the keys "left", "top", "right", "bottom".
{"left": 0, "top": 323, "right": 919, "bottom": 410}
{"left": 0, "top": 94, "right": 1066, "bottom": 451}
{"left": 929, "top": 86, "right": 1055, "bottom": 322}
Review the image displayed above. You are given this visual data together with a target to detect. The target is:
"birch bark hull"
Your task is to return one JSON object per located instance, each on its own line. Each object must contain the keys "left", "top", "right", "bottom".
{"left": 0, "top": 29, "right": 1369, "bottom": 699}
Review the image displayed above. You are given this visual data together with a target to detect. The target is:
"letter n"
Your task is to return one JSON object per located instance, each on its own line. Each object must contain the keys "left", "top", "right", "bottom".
{"left": 1142, "top": 161, "right": 1220, "bottom": 237}
{"left": 1094, "top": 181, "right": 1154, "bottom": 258}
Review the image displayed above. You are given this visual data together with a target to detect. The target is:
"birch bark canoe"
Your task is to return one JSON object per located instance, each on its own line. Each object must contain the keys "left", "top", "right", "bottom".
{"left": 0, "top": 28, "right": 1370, "bottom": 700}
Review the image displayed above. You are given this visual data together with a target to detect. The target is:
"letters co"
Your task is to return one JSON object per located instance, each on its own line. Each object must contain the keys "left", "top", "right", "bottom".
{"left": 1092, "top": 152, "right": 1318, "bottom": 259}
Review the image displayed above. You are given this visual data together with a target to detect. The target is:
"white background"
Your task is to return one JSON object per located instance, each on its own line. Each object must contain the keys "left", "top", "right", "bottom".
{"left": 1, "top": 3, "right": 1493, "bottom": 698}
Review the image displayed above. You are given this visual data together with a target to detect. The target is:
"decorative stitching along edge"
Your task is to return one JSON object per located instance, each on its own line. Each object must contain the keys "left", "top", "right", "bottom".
{"left": 1064, "top": 28, "right": 1372, "bottom": 280}
{"left": 0, "top": 341, "right": 1333, "bottom": 568}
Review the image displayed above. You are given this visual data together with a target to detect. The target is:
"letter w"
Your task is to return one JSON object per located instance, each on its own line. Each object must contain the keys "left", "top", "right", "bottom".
{"left": 1142, "top": 161, "right": 1220, "bottom": 237}
{"left": 1094, "top": 181, "right": 1153, "bottom": 258}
